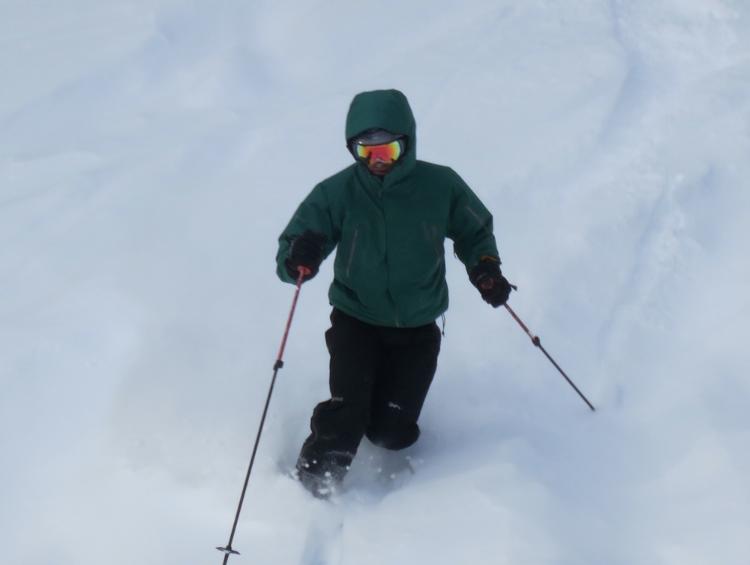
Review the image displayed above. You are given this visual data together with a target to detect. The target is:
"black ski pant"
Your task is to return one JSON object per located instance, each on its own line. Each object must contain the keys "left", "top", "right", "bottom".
{"left": 297, "top": 308, "right": 441, "bottom": 480}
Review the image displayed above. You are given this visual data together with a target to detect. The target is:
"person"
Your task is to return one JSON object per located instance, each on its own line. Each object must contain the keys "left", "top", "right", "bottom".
{"left": 276, "top": 89, "right": 512, "bottom": 497}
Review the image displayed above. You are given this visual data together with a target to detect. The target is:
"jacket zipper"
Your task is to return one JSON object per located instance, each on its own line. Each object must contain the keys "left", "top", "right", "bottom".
{"left": 379, "top": 203, "right": 401, "bottom": 327}
{"left": 387, "top": 288, "right": 401, "bottom": 327}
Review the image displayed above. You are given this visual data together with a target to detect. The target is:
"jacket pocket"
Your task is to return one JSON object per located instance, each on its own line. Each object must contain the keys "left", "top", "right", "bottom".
{"left": 422, "top": 221, "right": 444, "bottom": 270}
{"left": 345, "top": 227, "right": 359, "bottom": 278}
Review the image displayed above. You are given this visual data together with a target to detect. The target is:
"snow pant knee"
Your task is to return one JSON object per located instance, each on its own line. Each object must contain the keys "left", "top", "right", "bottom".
{"left": 366, "top": 415, "right": 420, "bottom": 450}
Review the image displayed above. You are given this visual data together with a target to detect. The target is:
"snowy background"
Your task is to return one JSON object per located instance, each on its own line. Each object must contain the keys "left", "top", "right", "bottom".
{"left": 2, "top": 1, "right": 749, "bottom": 564}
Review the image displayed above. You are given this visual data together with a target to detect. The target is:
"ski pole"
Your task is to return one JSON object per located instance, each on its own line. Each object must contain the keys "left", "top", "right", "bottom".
{"left": 216, "top": 266, "right": 311, "bottom": 564}
{"left": 504, "top": 303, "right": 596, "bottom": 412}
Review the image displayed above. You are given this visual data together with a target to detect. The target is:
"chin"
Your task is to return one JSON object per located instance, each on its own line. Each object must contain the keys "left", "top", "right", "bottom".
{"left": 369, "top": 167, "right": 393, "bottom": 176}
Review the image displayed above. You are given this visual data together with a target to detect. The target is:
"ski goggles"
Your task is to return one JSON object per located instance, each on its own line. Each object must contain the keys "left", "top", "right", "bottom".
{"left": 353, "top": 138, "right": 405, "bottom": 163}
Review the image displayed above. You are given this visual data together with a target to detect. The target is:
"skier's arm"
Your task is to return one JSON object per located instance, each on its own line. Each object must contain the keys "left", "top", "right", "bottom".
{"left": 276, "top": 183, "right": 338, "bottom": 284}
{"left": 446, "top": 169, "right": 501, "bottom": 274}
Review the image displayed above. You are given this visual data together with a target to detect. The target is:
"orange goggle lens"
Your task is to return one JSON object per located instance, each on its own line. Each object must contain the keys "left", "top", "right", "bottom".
{"left": 354, "top": 139, "right": 403, "bottom": 163}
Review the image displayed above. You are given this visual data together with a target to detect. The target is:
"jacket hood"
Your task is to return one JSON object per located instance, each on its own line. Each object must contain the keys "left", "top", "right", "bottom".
{"left": 345, "top": 89, "right": 417, "bottom": 183}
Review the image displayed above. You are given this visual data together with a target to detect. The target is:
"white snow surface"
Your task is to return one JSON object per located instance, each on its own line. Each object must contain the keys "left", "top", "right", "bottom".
{"left": 2, "top": 1, "right": 749, "bottom": 564}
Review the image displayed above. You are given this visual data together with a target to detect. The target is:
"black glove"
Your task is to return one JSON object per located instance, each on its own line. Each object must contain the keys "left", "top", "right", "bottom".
{"left": 469, "top": 258, "right": 512, "bottom": 307}
{"left": 285, "top": 230, "right": 326, "bottom": 282}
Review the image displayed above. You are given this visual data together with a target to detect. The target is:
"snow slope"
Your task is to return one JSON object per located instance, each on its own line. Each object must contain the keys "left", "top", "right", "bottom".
{"left": 1, "top": 1, "right": 749, "bottom": 564}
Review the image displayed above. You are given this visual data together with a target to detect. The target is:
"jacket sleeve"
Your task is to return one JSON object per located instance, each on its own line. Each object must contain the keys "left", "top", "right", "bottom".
{"left": 276, "top": 182, "right": 339, "bottom": 283}
{"left": 446, "top": 169, "right": 500, "bottom": 274}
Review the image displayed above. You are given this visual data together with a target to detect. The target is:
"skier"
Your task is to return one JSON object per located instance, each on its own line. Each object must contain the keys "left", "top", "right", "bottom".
{"left": 276, "top": 89, "right": 512, "bottom": 497}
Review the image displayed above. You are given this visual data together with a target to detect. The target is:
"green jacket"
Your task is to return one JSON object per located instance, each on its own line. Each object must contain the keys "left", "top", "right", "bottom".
{"left": 276, "top": 89, "right": 499, "bottom": 327}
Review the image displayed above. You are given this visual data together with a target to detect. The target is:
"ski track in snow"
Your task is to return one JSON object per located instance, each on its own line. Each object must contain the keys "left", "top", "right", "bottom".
{"left": 2, "top": 1, "right": 750, "bottom": 565}
{"left": 299, "top": 505, "right": 345, "bottom": 565}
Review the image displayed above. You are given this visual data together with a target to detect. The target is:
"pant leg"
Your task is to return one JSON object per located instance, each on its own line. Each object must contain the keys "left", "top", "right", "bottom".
{"left": 366, "top": 321, "right": 442, "bottom": 450}
{"left": 298, "top": 309, "right": 379, "bottom": 479}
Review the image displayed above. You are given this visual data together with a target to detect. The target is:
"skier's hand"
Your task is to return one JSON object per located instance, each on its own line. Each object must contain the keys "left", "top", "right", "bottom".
{"left": 469, "top": 258, "right": 512, "bottom": 307}
{"left": 285, "top": 230, "right": 327, "bottom": 282}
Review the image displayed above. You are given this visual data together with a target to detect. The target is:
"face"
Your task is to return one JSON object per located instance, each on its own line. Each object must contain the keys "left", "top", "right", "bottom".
{"left": 367, "top": 155, "right": 396, "bottom": 176}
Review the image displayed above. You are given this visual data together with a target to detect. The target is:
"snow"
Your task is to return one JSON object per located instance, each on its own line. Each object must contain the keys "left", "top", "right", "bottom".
{"left": 2, "top": 1, "right": 749, "bottom": 564}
